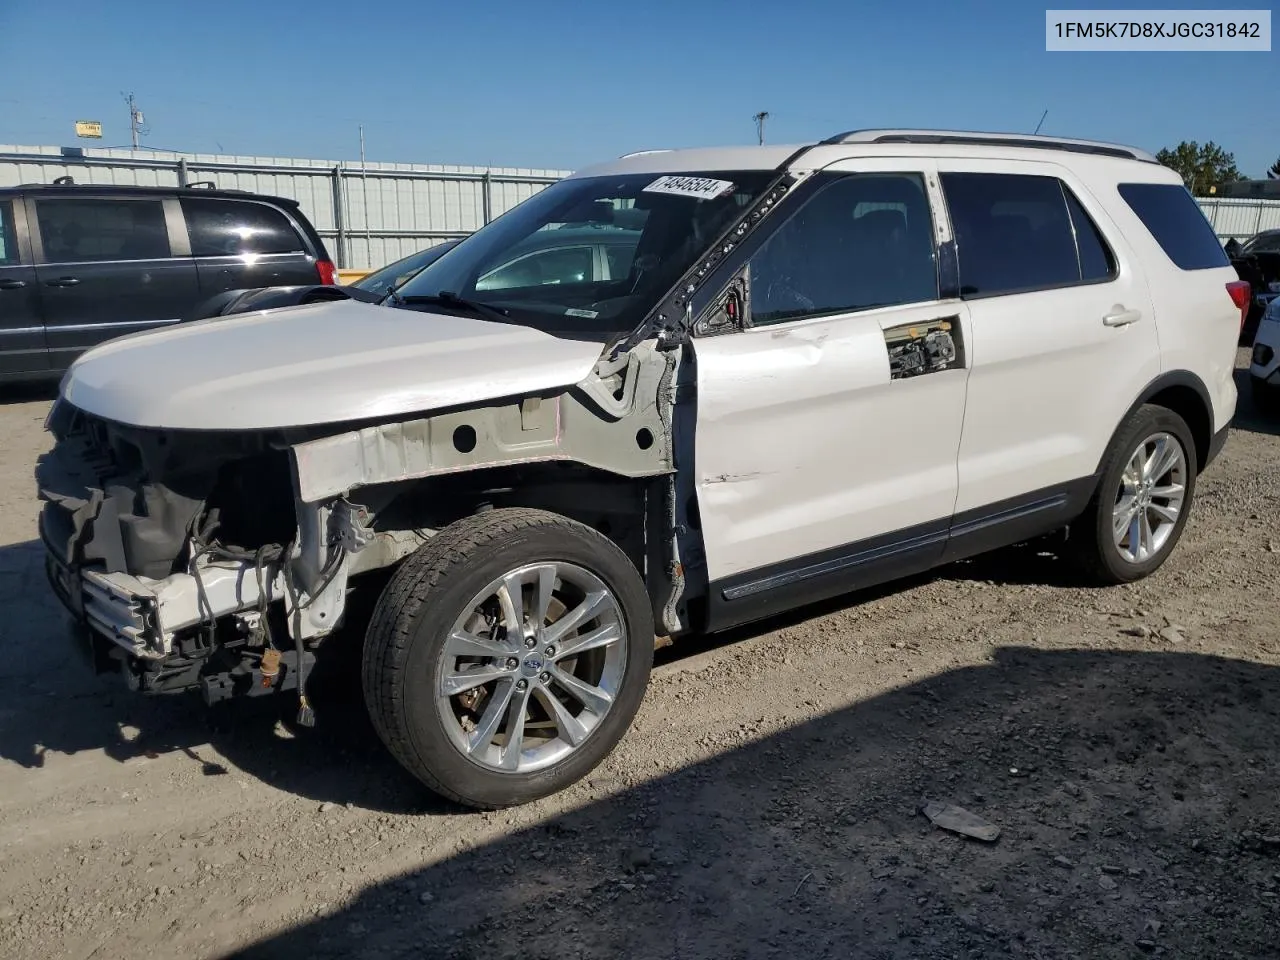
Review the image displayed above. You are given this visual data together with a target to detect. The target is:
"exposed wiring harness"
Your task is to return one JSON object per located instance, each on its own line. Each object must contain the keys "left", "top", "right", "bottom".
{"left": 186, "top": 509, "right": 345, "bottom": 727}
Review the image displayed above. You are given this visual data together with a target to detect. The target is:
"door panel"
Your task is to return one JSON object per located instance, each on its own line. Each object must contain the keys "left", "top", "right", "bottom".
{"left": 0, "top": 198, "right": 47, "bottom": 378}
{"left": 29, "top": 195, "right": 200, "bottom": 369}
{"left": 694, "top": 302, "right": 970, "bottom": 584}
{"left": 692, "top": 162, "right": 970, "bottom": 604}
{"left": 935, "top": 160, "right": 1160, "bottom": 514}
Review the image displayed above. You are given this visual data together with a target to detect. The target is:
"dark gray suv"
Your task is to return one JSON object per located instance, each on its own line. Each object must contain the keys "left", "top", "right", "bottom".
{"left": 0, "top": 181, "right": 335, "bottom": 382}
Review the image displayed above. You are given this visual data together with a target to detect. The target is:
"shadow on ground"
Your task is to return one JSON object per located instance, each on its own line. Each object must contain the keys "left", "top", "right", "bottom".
{"left": 0, "top": 540, "right": 437, "bottom": 814}
{"left": 216, "top": 646, "right": 1280, "bottom": 960}
{"left": 0, "top": 534, "right": 1076, "bottom": 816}
{"left": 0, "top": 381, "right": 58, "bottom": 406}
{"left": 1232, "top": 367, "right": 1280, "bottom": 438}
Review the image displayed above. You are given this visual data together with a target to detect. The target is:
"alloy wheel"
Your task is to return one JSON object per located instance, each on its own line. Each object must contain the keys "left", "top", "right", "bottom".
{"left": 435, "top": 562, "right": 627, "bottom": 774}
{"left": 1111, "top": 431, "right": 1188, "bottom": 564}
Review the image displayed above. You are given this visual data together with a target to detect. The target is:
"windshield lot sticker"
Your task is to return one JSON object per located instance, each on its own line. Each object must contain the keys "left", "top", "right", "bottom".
{"left": 565, "top": 308, "right": 599, "bottom": 318}
{"left": 642, "top": 176, "right": 736, "bottom": 200}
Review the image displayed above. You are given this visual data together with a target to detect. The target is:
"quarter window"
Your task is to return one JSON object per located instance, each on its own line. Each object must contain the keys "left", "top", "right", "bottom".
{"left": 181, "top": 198, "right": 306, "bottom": 257}
{"left": 940, "top": 173, "right": 1116, "bottom": 298}
{"left": 1117, "top": 182, "right": 1232, "bottom": 270}
{"left": 0, "top": 201, "right": 17, "bottom": 265}
{"left": 36, "top": 198, "right": 170, "bottom": 263}
{"left": 748, "top": 173, "right": 939, "bottom": 326}
{"left": 1063, "top": 188, "right": 1116, "bottom": 281}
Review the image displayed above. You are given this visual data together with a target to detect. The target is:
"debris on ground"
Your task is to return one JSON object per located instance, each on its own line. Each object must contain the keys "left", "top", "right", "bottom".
{"left": 920, "top": 802, "right": 1001, "bottom": 842}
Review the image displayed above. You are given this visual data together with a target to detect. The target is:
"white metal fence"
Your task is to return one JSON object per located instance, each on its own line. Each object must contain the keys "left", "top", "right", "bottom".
{"left": 1198, "top": 197, "right": 1280, "bottom": 243}
{"left": 0, "top": 145, "right": 571, "bottom": 270}
{"left": 3, "top": 145, "right": 1278, "bottom": 268}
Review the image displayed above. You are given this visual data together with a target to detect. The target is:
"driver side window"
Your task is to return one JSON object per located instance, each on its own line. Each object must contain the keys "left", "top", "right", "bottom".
{"left": 748, "top": 173, "right": 939, "bottom": 326}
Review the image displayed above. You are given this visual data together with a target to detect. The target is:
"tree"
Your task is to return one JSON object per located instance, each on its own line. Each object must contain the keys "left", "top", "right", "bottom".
{"left": 1154, "top": 141, "right": 1245, "bottom": 195}
{"left": 1268, "top": 155, "right": 1280, "bottom": 180}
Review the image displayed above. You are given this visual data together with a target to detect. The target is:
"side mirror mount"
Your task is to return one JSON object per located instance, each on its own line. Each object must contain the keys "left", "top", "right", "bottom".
{"left": 694, "top": 275, "right": 747, "bottom": 337}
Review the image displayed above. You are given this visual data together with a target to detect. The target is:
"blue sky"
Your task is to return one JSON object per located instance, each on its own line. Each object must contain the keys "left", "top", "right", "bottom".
{"left": 0, "top": 0, "right": 1275, "bottom": 175}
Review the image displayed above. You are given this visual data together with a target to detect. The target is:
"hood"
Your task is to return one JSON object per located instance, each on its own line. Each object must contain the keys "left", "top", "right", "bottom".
{"left": 61, "top": 298, "right": 608, "bottom": 430}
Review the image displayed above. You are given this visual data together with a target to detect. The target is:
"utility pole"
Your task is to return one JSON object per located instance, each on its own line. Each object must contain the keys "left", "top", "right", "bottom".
{"left": 754, "top": 111, "right": 770, "bottom": 146}
{"left": 359, "top": 125, "right": 372, "bottom": 263}
{"left": 123, "top": 92, "right": 147, "bottom": 149}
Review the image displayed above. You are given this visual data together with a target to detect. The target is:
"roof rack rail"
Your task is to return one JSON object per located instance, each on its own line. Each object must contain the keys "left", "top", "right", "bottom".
{"left": 185, "top": 180, "right": 217, "bottom": 189}
{"left": 53, "top": 175, "right": 75, "bottom": 185}
{"left": 819, "top": 129, "right": 1156, "bottom": 163}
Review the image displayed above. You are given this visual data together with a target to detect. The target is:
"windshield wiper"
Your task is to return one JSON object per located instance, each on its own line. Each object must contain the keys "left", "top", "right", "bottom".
{"left": 396, "top": 291, "right": 510, "bottom": 319}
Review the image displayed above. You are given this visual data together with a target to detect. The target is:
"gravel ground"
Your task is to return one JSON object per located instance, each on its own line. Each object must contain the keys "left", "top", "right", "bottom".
{"left": 1, "top": 351, "right": 1278, "bottom": 960}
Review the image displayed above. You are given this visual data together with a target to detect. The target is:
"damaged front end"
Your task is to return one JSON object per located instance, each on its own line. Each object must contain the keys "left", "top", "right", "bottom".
{"left": 35, "top": 341, "right": 681, "bottom": 714}
{"left": 35, "top": 400, "right": 369, "bottom": 710}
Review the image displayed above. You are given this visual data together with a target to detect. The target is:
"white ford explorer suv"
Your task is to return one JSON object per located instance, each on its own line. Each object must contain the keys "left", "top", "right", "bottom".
{"left": 37, "top": 130, "right": 1244, "bottom": 809}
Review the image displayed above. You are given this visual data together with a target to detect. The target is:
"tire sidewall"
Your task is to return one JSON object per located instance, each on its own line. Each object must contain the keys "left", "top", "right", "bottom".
{"left": 1091, "top": 406, "right": 1197, "bottom": 582}
{"left": 396, "top": 522, "right": 653, "bottom": 808}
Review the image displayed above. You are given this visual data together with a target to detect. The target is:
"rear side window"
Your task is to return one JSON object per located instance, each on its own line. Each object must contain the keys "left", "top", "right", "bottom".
{"left": 182, "top": 198, "right": 307, "bottom": 257}
{"left": 1117, "top": 183, "right": 1230, "bottom": 271}
{"left": 36, "top": 198, "right": 170, "bottom": 262}
{"left": 941, "top": 173, "right": 1116, "bottom": 298}
{"left": 0, "top": 201, "right": 17, "bottom": 265}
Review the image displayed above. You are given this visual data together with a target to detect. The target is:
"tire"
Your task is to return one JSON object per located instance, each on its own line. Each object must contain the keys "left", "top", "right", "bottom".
{"left": 361, "top": 507, "right": 654, "bottom": 810}
{"left": 1068, "top": 404, "right": 1197, "bottom": 585}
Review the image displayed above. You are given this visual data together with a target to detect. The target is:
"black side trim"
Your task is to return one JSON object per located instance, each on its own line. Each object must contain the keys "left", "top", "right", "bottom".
{"left": 722, "top": 525, "right": 949, "bottom": 602}
{"left": 708, "top": 518, "right": 949, "bottom": 633}
{"left": 706, "top": 477, "right": 1098, "bottom": 634}
{"left": 1112, "top": 369, "right": 1215, "bottom": 471}
{"left": 1134, "top": 369, "right": 1212, "bottom": 415}
{"left": 1205, "top": 423, "right": 1229, "bottom": 470}
{"left": 941, "top": 476, "right": 1096, "bottom": 565}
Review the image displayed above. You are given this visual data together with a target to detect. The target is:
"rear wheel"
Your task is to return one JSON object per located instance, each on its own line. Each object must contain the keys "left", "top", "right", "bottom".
{"left": 1069, "top": 404, "right": 1197, "bottom": 585}
{"left": 361, "top": 508, "right": 654, "bottom": 809}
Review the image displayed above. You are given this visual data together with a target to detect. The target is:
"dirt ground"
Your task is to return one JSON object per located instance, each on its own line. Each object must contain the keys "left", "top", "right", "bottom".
{"left": 2, "top": 350, "right": 1279, "bottom": 960}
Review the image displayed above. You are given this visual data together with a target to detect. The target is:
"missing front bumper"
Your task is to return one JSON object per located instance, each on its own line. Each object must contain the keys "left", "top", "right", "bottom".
{"left": 55, "top": 561, "right": 291, "bottom": 660}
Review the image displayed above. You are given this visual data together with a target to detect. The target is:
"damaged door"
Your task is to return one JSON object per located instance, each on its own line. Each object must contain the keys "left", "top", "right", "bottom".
{"left": 690, "top": 161, "right": 971, "bottom": 629}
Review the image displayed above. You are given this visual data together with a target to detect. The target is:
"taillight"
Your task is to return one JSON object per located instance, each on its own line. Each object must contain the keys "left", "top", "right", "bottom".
{"left": 1227, "top": 280, "right": 1251, "bottom": 329}
{"left": 315, "top": 259, "right": 338, "bottom": 285}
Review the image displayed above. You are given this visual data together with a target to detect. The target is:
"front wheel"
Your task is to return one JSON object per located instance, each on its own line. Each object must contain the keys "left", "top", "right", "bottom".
{"left": 361, "top": 508, "right": 654, "bottom": 809}
{"left": 1068, "top": 404, "right": 1197, "bottom": 585}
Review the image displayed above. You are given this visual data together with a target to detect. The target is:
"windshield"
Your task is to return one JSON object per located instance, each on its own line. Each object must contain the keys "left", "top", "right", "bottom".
{"left": 351, "top": 240, "right": 462, "bottom": 293}
{"left": 390, "top": 171, "right": 775, "bottom": 337}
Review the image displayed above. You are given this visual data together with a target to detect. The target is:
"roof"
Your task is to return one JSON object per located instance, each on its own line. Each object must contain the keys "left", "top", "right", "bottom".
{"left": 573, "top": 128, "right": 1161, "bottom": 179}
{"left": 0, "top": 181, "right": 301, "bottom": 206}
